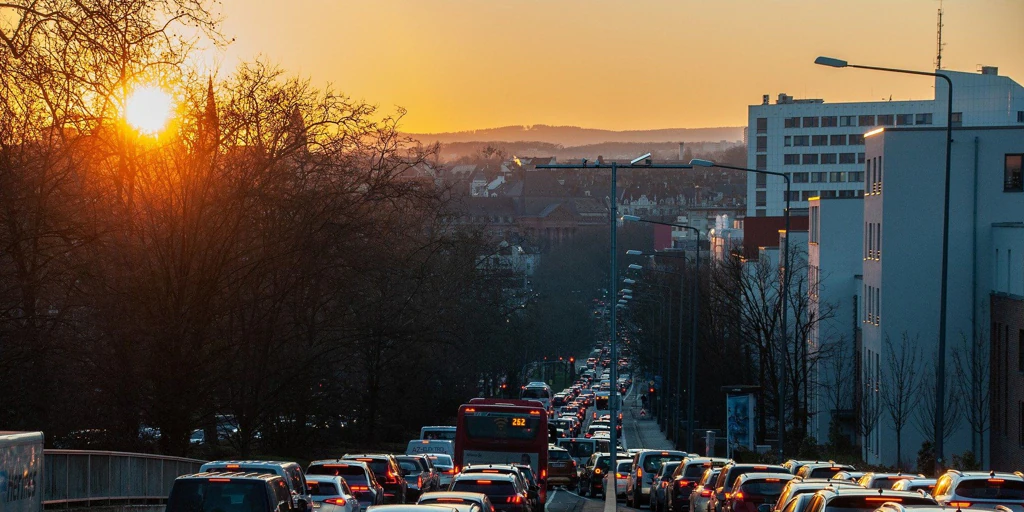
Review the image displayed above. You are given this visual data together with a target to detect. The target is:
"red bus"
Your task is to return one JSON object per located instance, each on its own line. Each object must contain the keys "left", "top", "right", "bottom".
{"left": 454, "top": 398, "right": 549, "bottom": 501}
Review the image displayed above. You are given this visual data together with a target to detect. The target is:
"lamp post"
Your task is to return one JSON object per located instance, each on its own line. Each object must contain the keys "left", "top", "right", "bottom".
{"left": 814, "top": 56, "right": 954, "bottom": 471}
{"left": 690, "top": 158, "right": 790, "bottom": 456}
{"left": 537, "top": 157, "right": 692, "bottom": 484}
{"left": 624, "top": 217, "right": 701, "bottom": 452}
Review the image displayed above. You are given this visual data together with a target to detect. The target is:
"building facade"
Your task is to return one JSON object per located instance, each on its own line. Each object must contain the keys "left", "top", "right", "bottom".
{"left": 990, "top": 222, "right": 1024, "bottom": 470}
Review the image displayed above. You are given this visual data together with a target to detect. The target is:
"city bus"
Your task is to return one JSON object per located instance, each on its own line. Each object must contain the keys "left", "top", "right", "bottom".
{"left": 454, "top": 398, "right": 549, "bottom": 503}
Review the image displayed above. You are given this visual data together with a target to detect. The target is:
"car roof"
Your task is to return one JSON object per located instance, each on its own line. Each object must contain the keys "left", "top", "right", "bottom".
{"left": 181, "top": 471, "right": 281, "bottom": 482}
{"left": 735, "top": 472, "right": 794, "bottom": 482}
{"left": 202, "top": 460, "right": 299, "bottom": 469}
{"left": 453, "top": 473, "right": 516, "bottom": 482}
{"left": 309, "top": 460, "right": 373, "bottom": 470}
{"left": 815, "top": 488, "right": 935, "bottom": 500}
{"left": 369, "top": 506, "right": 457, "bottom": 512}
{"left": 343, "top": 454, "right": 392, "bottom": 460}
{"left": 419, "top": 491, "right": 491, "bottom": 502}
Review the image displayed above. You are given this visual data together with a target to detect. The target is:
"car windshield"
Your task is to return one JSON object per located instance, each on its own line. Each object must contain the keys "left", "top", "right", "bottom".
{"left": 398, "top": 460, "right": 422, "bottom": 473}
{"left": 452, "top": 480, "right": 516, "bottom": 495}
{"left": 167, "top": 480, "right": 270, "bottom": 512}
{"left": 348, "top": 459, "right": 388, "bottom": 476}
{"left": 684, "top": 465, "right": 708, "bottom": 478}
{"left": 954, "top": 478, "right": 1024, "bottom": 499}
{"left": 428, "top": 455, "right": 453, "bottom": 466}
{"left": 643, "top": 455, "right": 684, "bottom": 473}
{"left": 738, "top": 479, "right": 786, "bottom": 497}
{"left": 307, "top": 482, "right": 339, "bottom": 496}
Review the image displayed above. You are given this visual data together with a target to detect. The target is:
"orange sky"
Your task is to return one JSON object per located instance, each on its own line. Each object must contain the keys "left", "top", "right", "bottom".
{"left": 211, "top": 0, "right": 1024, "bottom": 134}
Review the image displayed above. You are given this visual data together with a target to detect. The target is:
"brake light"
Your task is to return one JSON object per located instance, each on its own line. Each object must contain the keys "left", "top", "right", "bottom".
{"left": 753, "top": 466, "right": 768, "bottom": 470}
{"left": 594, "top": 468, "right": 602, "bottom": 475}
{"left": 530, "top": 410, "right": 541, "bottom": 415}
{"left": 226, "top": 464, "right": 240, "bottom": 469}
{"left": 323, "top": 465, "right": 349, "bottom": 468}
{"left": 437, "top": 499, "right": 465, "bottom": 503}
{"left": 482, "top": 470, "right": 500, "bottom": 473}
{"left": 988, "top": 478, "right": 1005, "bottom": 483}
{"left": 447, "top": 469, "right": 456, "bottom": 474}
{"left": 323, "top": 498, "right": 347, "bottom": 506}
{"left": 948, "top": 502, "right": 971, "bottom": 508}
{"left": 699, "top": 489, "right": 712, "bottom": 498}
{"left": 505, "top": 496, "right": 522, "bottom": 504}
{"left": 465, "top": 408, "right": 476, "bottom": 413}
{"left": 732, "top": 491, "right": 744, "bottom": 502}
{"left": 417, "top": 476, "right": 423, "bottom": 488}
{"left": 350, "top": 486, "right": 369, "bottom": 492}
{"left": 638, "top": 469, "right": 643, "bottom": 478}
{"left": 541, "top": 469, "right": 546, "bottom": 479}
{"left": 766, "top": 478, "right": 780, "bottom": 482}
{"left": 209, "top": 478, "right": 232, "bottom": 482}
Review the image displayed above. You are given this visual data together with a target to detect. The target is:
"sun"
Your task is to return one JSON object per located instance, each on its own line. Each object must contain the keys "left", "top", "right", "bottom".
{"left": 124, "top": 86, "right": 174, "bottom": 135}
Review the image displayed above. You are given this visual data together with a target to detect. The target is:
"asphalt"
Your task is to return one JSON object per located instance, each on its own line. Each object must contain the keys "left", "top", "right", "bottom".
{"left": 545, "top": 383, "right": 677, "bottom": 512}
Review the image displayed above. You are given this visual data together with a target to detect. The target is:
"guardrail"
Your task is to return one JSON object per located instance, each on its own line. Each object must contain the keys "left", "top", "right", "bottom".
{"left": 43, "top": 450, "right": 207, "bottom": 508}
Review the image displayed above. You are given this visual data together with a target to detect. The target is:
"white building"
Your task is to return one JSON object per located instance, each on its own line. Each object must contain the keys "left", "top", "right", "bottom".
{"left": 807, "top": 197, "right": 865, "bottom": 450}
{"left": 748, "top": 67, "right": 1024, "bottom": 218}
{"left": 859, "top": 124, "right": 1024, "bottom": 467}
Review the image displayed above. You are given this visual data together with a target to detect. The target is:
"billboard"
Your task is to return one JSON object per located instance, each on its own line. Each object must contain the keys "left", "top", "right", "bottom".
{"left": 725, "top": 394, "right": 755, "bottom": 457}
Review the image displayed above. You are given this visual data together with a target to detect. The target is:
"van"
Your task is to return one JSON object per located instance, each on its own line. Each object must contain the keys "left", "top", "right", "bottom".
{"left": 555, "top": 438, "right": 597, "bottom": 467}
{"left": 419, "top": 426, "right": 456, "bottom": 441}
{"left": 406, "top": 439, "right": 454, "bottom": 457}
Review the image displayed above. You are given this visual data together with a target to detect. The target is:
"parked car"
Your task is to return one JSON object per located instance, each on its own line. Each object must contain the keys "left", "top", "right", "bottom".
{"left": 199, "top": 460, "right": 312, "bottom": 512}
{"left": 395, "top": 455, "right": 440, "bottom": 501}
{"left": 341, "top": 455, "right": 408, "bottom": 504}
{"left": 307, "top": 460, "right": 385, "bottom": 511}
{"left": 166, "top": 472, "right": 301, "bottom": 512}
{"left": 931, "top": 470, "right": 1024, "bottom": 508}
{"left": 627, "top": 450, "right": 689, "bottom": 508}
{"left": 306, "top": 475, "right": 361, "bottom": 512}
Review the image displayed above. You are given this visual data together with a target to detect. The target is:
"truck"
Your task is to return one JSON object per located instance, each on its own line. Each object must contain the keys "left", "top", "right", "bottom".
{"left": 0, "top": 432, "right": 44, "bottom": 512}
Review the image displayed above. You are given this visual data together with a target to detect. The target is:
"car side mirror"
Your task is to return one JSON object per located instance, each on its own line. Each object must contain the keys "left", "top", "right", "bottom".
{"left": 757, "top": 505, "right": 771, "bottom": 512}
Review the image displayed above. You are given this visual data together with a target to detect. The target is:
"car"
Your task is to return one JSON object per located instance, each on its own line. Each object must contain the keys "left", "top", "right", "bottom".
{"left": 426, "top": 455, "right": 456, "bottom": 488}
{"left": 367, "top": 505, "right": 456, "bottom": 512}
{"left": 341, "top": 455, "right": 408, "bottom": 504}
{"left": 306, "top": 475, "right": 361, "bottom": 512}
{"left": 613, "top": 460, "right": 633, "bottom": 500}
{"left": 779, "top": 461, "right": 825, "bottom": 476}
{"left": 931, "top": 470, "right": 1024, "bottom": 508}
{"left": 720, "top": 472, "right": 794, "bottom": 512}
{"left": 579, "top": 452, "right": 615, "bottom": 498}
{"left": 690, "top": 468, "right": 722, "bottom": 512}
{"left": 827, "top": 471, "right": 865, "bottom": 483}
{"left": 307, "top": 460, "right": 386, "bottom": 511}
{"left": 650, "top": 462, "right": 682, "bottom": 512}
{"left": 199, "top": 460, "right": 312, "bottom": 512}
{"left": 449, "top": 474, "right": 529, "bottom": 512}
{"left": 889, "top": 477, "right": 936, "bottom": 495}
{"left": 513, "top": 465, "right": 542, "bottom": 512}
{"left": 166, "top": 472, "right": 302, "bottom": 512}
{"left": 856, "top": 472, "right": 923, "bottom": 490}
{"left": 460, "top": 464, "right": 531, "bottom": 503}
{"left": 772, "top": 493, "right": 814, "bottom": 512}
{"left": 396, "top": 455, "right": 440, "bottom": 501}
{"left": 627, "top": 450, "right": 689, "bottom": 508}
{"left": 793, "top": 463, "right": 855, "bottom": 480}
{"left": 708, "top": 464, "right": 787, "bottom": 512}
{"left": 668, "top": 459, "right": 730, "bottom": 512}
{"left": 771, "top": 478, "right": 861, "bottom": 512}
{"left": 545, "top": 446, "right": 578, "bottom": 490}
{"left": 417, "top": 491, "right": 494, "bottom": 512}
{"left": 800, "top": 487, "right": 936, "bottom": 512}
{"left": 555, "top": 438, "right": 597, "bottom": 468}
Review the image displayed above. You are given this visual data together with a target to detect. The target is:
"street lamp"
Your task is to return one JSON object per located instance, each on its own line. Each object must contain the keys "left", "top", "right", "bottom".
{"left": 623, "top": 216, "right": 702, "bottom": 451}
{"left": 690, "top": 158, "right": 791, "bottom": 455}
{"left": 815, "top": 55, "right": 954, "bottom": 472}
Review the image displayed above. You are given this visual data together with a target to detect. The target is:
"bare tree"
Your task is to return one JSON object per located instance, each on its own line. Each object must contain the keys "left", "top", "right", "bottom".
{"left": 953, "top": 331, "right": 990, "bottom": 466}
{"left": 881, "top": 333, "right": 921, "bottom": 470}
{"left": 914, "top": 354, "right": 963, "bottom": 455}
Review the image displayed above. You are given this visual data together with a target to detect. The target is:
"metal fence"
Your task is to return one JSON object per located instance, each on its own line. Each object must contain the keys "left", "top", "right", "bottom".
{"left": 43, "top": 450, "right": 206, "bottom": 508}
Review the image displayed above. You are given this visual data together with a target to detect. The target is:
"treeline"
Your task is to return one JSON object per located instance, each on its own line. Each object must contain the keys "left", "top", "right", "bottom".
{"left": 0, "top": 0, "right": 547, "bottom": 459}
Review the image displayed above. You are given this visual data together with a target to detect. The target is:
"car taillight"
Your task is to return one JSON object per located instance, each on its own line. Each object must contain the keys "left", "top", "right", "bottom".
{"left": 732, "top": 491, "right": 745, "bottom": 502}
{"left": 541, "top": 469, "right": 547, "bottom": 479}
{"left": 700, "top": 489, "right": 712, "bottom": 498}
{"left": 505, "top": 496, "right": 522, "bottom": 504}
{"left": 323, "top": 498, "right": 347, "bottom": 506}
{"left": 417, "top": 476, "right": 423, "bottom": 488}
{"left": 948, "top": 502, "right": 971, "bottom": 508}
{"left": 594, "top": 468, "right": 602, "bottom": 475}
{"left": 350, "top": 486, "right": 369, "bottom": 492}
{"left": 637, "top": 469, "right": 643, "bottom": 478}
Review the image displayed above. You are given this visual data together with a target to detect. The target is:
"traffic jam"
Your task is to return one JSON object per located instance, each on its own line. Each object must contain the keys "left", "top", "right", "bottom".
{"left": 161, "top": 344, "right": 1024, "bottom": 512}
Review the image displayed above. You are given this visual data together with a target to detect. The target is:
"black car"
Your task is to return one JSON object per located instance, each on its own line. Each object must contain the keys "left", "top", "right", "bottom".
{"left": 340, "top": 455, "right": 408, "bottom": 504}
{"left": 167, "top": 472, "right": 302, "bottom": 512}
{"left": 395, "top": 455, "right": 439, "bottom": 501}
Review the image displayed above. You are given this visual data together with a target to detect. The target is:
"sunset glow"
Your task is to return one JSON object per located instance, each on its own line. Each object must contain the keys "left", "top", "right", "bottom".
{"left": 124, "top": 86, "right": 174, "bottom": 135}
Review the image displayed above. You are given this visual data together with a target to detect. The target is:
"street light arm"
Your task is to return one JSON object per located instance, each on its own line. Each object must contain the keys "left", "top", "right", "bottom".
{"left": 690, "top": 159, "right": 790, "bottom": 183}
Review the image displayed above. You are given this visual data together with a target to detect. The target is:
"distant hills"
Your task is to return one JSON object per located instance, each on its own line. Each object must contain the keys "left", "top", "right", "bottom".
{"left": 406, "top": 124, "right": 744, "bottom": 147}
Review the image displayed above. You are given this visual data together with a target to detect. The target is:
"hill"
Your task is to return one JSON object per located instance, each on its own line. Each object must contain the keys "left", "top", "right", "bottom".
{"left": 406, "top": 125, "right": 744, "bottom": 147}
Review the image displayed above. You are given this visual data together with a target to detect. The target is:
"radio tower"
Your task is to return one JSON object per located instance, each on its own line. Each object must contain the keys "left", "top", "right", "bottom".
{"left": 935, "top": 2, "right": 944, "bottom": 70}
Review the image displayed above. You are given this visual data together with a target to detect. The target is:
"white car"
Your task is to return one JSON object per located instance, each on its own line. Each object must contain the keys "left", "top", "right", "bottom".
{"left": 307, "top": 475, "right": 360, "bottom": 512}
{"left": 426, "top": 454, "right": 456, "bottom": 487}
{"left": 614, "top": 460, "right": 633, "bottom": 499}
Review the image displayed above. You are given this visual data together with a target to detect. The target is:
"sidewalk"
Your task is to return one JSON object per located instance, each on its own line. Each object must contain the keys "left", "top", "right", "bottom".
{"left": 622, "top": 387, "right": 675, "bottom": 451}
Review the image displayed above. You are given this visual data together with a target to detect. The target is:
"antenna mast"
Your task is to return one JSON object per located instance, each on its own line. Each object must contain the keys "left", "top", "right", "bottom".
{"left": 935, "top": 2, "right": 944, "bottom": 70}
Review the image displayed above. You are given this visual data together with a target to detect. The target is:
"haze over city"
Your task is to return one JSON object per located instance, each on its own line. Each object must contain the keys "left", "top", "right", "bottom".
{"left": 210, "top": 0, "right": 1024, "bottom": 134}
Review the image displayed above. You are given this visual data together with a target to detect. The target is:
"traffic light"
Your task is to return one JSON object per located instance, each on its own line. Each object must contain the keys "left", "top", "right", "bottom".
{"left": 569, "top": 357, "right": 575, "bottom": 363}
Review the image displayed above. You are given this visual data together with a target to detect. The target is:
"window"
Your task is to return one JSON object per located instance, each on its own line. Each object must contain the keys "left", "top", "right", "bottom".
{"left": 811, "top": 172, "right": 828, "bottom": 183}
{"left": 876, "top": 222, "right": 881, "bottom": 260}
{"left": 858, "top": 152, "right": 866, "bottom": 164}
{"left": 803, "top": 116, "right": 819, "bottom": 128}
{"left": 756, "top": 117, "right": 768, "bottom": 133}
{"left": 1005, "top": 154, "right": 1023, "bottom": 192}
{"left": 1019, "top": 111, "right": 1024, "bottom": 123}
{"left": 756, "top": 136, "right": 767, "bottom": 151}
{"left": 896, "top": 114, "right": 913, "bottom": 125}
{"left": 802, "top": 154, "right": 819, "bottom": 165}
{"left": 784, "top": 154, "right": 800, "bottom": 165}
{"left": 877, "top": 114, "right": 894, "bottom": 126}
{"left": 831, "top": 134, "right": 847, "bottom": 146}
{"left": 820, "top": 190, "right": 836, "bottom": 198}
{"left": 786, "top": 190, "right": 800, "bottom": 202}
{"left": 793, "top": 135, "right": 810, "bottom": 146}
{"left": 812, "top": 135, "right": 829, "bottom": 146}
{"left": 951, "top": 112, "right": 963, "bottom": 127}
{"left": 839, "top": 153, "right": 856, "bottom": 164}
{"left": 756, "top": 191, "right": 766, "bottom": 207}
{"left": 916, "top": 113, "right": 933, "bottom": 125}
{"left": 821, "top": 153, "right": 837, "bottom": 164}
{"left": 1018, "top": 329, "right": 1023, "bottom": 372}
{"left": 793, "top": 172, "right": 810, "bottom": 183}
{"left": 859, "top": 115, "right": 876, "bottom": 127}
{"left": 849, "top": 134, "right": 865, "bottom": 145}
{"left": 838, "top": 189, "right": 859, "bottom": 198}
{"left": 784, "top": 136, "right": 792, "bottom": 147}
{"left": 840, "top": 115, "right": 856, "bottom": 127}
{"left": 784, "top": 117, "right": 800, "bottom": 128}
{"left": 801, "top": 191, "right": 817, "bottom": 201}
{"left": 821, "top": 116, "right": 837, "bottom": 127}
{"left": 755, "top": 209, "right": 766, "bottom": 217}
{"left": 756, "top": 154, "right": 767, "bottom": 170}
{"left": 849, "top": 171, "right": 865, "bottom": 182}
{"left": 830, "top": 171, "right": 847, "bottom": 182}
{"left": 756, "top": 173, "right": 767, "bottom": 188}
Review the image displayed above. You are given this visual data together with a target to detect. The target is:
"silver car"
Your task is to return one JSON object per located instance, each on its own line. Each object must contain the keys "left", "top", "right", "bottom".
{"left": 307, "top": 475, "right": 360, "bottom": 512}
{"left": 689, "top": 467, "right": 720, "bottom": 512}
